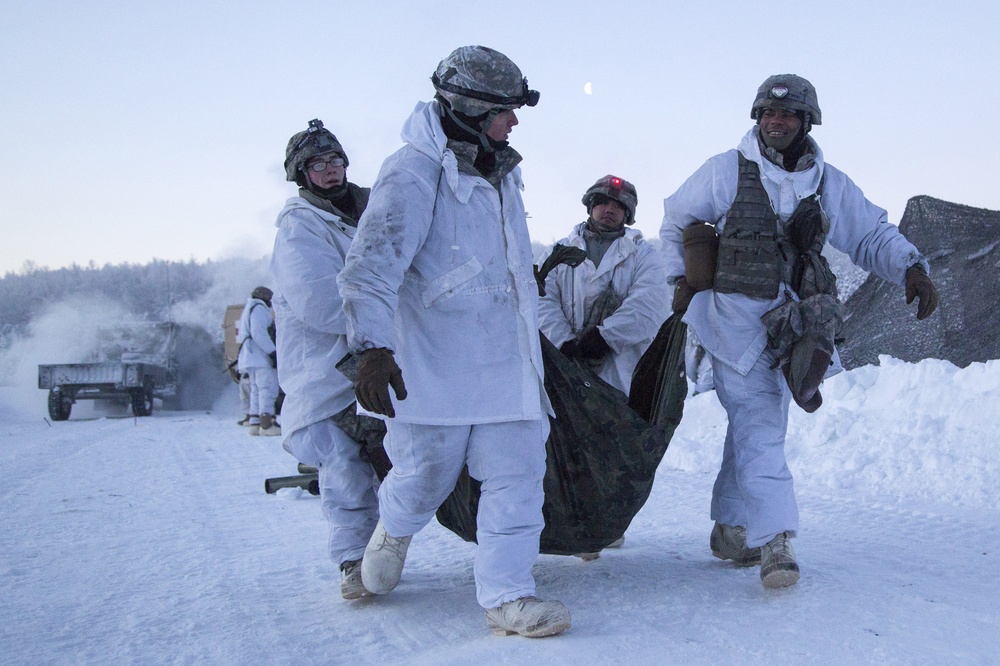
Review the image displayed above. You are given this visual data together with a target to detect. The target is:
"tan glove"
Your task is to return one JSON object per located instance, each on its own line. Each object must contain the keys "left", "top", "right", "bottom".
{"left": 354, "top": 348, "right": 407, "bottom": 418}
{"left": 905, "top": 265, "right": 939, "bottom": 320}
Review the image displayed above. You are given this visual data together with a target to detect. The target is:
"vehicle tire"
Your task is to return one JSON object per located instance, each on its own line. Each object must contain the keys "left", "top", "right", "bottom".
{"left": 48, "top": 388, "right": 72, "bottom": 421}
{"left": 131, "top": 388, "right": 154, "bottom": 417}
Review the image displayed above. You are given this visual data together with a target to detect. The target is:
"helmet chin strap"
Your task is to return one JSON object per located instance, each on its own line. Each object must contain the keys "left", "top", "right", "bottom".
{"left": 441, "top": 102, "right": 501, "bottom": 152}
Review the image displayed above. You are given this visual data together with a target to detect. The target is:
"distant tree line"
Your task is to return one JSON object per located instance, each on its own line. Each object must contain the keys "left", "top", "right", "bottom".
{"left": 0, "top": 259, "right": 214, "bottom": 335}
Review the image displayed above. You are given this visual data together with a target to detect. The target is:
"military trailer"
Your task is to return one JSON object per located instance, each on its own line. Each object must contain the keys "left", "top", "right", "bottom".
{"left": 37, "top": 322, "right": 180, "bottom": 421}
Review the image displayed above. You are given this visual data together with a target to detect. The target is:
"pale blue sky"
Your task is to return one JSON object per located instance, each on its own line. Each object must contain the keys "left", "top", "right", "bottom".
{"left": 3, "top": 0, "right": 998, "bottom": 274}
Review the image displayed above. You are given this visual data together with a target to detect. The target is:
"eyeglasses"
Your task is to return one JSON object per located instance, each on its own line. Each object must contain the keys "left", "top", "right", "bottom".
{"left": 307, "top": 158, "right": 345, "bottom": 172}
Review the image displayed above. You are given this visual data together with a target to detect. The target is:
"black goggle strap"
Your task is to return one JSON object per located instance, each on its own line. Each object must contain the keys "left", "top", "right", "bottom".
{"left": 432, "top": 72, "right": 538, "bottom": 108}
{"left": 441, "top": 101, "right": 499, "bottom": 151}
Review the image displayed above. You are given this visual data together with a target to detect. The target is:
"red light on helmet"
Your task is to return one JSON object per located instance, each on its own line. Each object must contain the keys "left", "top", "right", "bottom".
{"left": 610, "top": 177, "right": 622, "bottom": 189}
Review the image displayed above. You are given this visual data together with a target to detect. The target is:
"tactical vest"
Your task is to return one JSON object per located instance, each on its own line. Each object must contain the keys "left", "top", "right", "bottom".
{"left": 714, "top": 154, "right": 825, "bottom": 299}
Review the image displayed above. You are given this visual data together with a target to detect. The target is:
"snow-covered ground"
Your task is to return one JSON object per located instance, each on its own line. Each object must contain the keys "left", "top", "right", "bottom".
{"left": 2, "top": 356, "right": 998, "bottom": 665}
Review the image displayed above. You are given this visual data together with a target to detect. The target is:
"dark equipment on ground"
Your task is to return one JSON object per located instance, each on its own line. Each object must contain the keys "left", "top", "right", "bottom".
{"left": 264, "top": 474, "right": 319, "bottom": 495}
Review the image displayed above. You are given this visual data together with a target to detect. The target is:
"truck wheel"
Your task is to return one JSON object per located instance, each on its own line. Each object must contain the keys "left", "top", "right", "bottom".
{"left": 131, "top": 388, "right": 154, "bottom": 417}
{"left": 48, "top": 388, "right": 72, "bottom": 421}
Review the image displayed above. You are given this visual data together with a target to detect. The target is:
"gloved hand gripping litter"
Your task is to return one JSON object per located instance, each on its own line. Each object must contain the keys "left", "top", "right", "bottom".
{"left": 672, "top": 277, "right": 696, "bottom": 314}
{"left": 354, "top": 348, "right": 407, "bottom": 418}
{"left": 905, "top": 265, "right": 939, "bottom": 320}
{"left": 577, "top": 327, "right": 611, "bottom": 360}
{"left": 534, "top": 244, "right": 588, "bottom": 297}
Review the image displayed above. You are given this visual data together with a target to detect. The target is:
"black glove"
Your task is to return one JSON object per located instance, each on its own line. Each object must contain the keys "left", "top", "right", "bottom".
{"left": 577, "top": 327, "right": 612, "bottom": 360}
{"left": 535, "top": 244, "right": 589, "bottom": 292}
{"left": 672, "top": 277, "right": 696, "bottom": 314}
{"left": 905, "top": 265, "right": 938, "bottom": 320}
{"left": 354, "top": 348, "right": 407, "bottom": 418}
{"left": 560, "top": 339, "right": 581, "bottom": 358}
{"left": 534, "top": 265, "right": 546, "bottom": 297}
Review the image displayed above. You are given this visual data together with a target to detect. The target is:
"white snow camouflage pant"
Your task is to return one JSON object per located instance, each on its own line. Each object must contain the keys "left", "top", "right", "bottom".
{"left": 247, "top": 366, "right": 279, "bottom": 420}
{"left": 710, "top": 350, "right": 799, "bottom": 549}
{"left": 380, "top": 419, "right": 548, "bottom": 609}
{"left": 239, "top": 373, "right": 251, "bottom": 414}
{"left": 284, "top": 417, "right": 380, "bottom": 565}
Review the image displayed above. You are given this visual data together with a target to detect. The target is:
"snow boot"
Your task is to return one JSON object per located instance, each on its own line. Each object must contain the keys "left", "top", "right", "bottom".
{"left": 710, "top": 522, "right": 762, "bottom": 567}
{"left": 340, "top": 559, "right": 371, "bottom": 600}
{"left": 760, "top": 531, "right": 800, "bottom": 588}
{"left": 259, "top": 413, "right": 282, "bottom": 436}
{"left": 486, "top": 597, "right": 571, "bottom": 638}
{"left": 361, "top": 520, "right": 412, "bottom": 595}
{"left": 237, "top": 414, "right": 252, "bottom": 426}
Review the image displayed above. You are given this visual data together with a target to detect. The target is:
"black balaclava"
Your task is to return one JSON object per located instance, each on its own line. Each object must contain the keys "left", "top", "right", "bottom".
{"left": 778, "top": 111, "right": 811, "bottom": 170}
{"left": 307, "top": 178, "right": 348, "bottom": 199}
{"left": 437, "top": 96, "right": 507, "bottom": 176}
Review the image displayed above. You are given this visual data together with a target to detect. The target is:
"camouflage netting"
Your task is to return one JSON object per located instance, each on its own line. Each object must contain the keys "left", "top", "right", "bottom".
{"left": 839, "top": 195, "right": 1000, "bottom": 369}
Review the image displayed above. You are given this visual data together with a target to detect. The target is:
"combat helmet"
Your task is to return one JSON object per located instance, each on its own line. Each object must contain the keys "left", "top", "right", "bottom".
{"left": 284, "top": 119, "right": 348, "bottom": 184}
{"left": 432, "top": 45, "right": 539, "bottom": 117}
{"left": 582, "top": 175, "right": 638, "bottom": 225}
{"left": 251, "top": 286, "right": 273, "bottom": 304}
{"left": 751, "top": 74, "right": 822, "bottom": 127}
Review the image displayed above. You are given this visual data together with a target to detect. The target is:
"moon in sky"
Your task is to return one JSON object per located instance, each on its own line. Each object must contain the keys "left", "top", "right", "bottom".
{"left": 584, "top": 82, "right": 593, "bottom": 95}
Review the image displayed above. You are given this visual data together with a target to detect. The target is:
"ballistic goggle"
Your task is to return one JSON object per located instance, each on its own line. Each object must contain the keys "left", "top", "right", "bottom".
{"left": 431, "top": 72, "right": 540, "bottom": 109}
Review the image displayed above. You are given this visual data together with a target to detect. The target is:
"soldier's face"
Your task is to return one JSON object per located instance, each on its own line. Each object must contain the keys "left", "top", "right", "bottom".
{"left": 486, "top": 109, "right": 518, "bottom": 142}
{"left": 590, "top": 198, "right": 627, "bottom": 231}
{"left": 306, "top": 153, "right": 346, "bottom": 189}
{"left": 759, "top": 108, "right": 802, "bottom": 151}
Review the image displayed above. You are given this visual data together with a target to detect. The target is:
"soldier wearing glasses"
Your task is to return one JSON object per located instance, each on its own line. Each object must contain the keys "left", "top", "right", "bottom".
{"left": 268, "top": 119, "right": 378, "bottom": 600}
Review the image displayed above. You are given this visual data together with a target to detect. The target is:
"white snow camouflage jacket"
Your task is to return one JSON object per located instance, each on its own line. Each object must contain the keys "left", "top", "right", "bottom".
{"left": 660, "top": 127, "right": 926, "bottom": 376}
{"left": 337, "top": 100, "right": 550, "bottom": 425}
{"left": 538, "top": 223, "right": 670, "bottom": 395}
{"left": 236, "top": 296, "right": 275, "bottom": 371}
{"left": 269, "top": 198, "right": 357, "bottom": 437}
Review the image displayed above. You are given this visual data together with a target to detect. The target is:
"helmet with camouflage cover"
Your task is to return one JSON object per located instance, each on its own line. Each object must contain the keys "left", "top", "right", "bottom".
{"left": 284, "top": 119, "right": 349, "bottom": 184}
{"left": 582, "top": 175, "right": 638, "bottom": 225}
{"left": 251, "top": 286, "right": 273, "bottom": 304}
{"left": 751, "top": 74, "right": 822, "bottom": 127}
{"left": 431, "top": 45, "right": 539, "bottom": 118}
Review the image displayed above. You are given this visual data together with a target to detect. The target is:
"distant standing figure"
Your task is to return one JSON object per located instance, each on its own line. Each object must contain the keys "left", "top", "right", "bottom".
{"left": 236, "top": 372, "right": 252, "bottom": 426}
{"left": 660, "top": 74, "right": 939, "bottom": 589}
{"left": 236, "top": 286, "right": 280, "bottom": 436}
